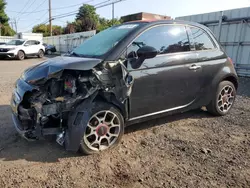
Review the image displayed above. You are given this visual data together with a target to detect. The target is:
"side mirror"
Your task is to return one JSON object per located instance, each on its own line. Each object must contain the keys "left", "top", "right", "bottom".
{"left": 24, "top": 44, "right": 29, "bottom": 46}
{"left": 137, "top": 46, "right": 158, "bottom": 59}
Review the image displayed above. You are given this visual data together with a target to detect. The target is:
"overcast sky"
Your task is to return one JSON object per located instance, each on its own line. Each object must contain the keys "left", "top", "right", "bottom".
{"left": 5, "top": 0, "right": 250, "bottom": 32}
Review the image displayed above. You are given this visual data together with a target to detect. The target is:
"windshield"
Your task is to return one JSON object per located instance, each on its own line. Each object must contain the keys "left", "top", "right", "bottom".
{"left": 72, "top": 24, "right": 139, "bottom": 57}
{"left": 6, "top": 40, "right": 25, "bottom": 46}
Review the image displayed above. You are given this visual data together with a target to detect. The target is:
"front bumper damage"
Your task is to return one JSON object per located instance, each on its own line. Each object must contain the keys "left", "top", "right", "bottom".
{"left": 10, "top": 58, "right": 133, "bottom": 152}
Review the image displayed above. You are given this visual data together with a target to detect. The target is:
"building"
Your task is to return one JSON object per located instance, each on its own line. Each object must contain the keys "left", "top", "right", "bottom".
{"left": 121, "top": 12, "right": 171, "bottom": 22}
{"left": 176, "top": 7, "right": 250, "bottom": 77}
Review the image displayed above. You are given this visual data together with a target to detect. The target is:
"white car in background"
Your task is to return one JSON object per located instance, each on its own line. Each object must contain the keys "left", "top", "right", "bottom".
{"left": 0, "top": 39, "right": 45, "bottom": 60}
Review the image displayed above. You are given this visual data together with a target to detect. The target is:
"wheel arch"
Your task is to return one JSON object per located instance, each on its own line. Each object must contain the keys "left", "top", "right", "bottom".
{"left": 221, "top": 75, "right": 238, "bottom": 90}
{"left": 94, "top": 92, "right": 128, "bottom": 120}
{"left": 18, "top": 49, "right": 25, "bottom": 55}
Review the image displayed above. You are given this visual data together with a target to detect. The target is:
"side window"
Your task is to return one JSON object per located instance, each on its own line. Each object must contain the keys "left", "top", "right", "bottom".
{"left": 127, "top": 25, "right": 190, "bottom": 58}
{"left": 25, "top": 41, "right": 32, "bottom": 45}
{"left": 35, "top": 41, "right": 40, "bottom": 45}
{"left": 190, "top": 27, "right": 215, "bottom": 51}
{"left": 30, "top": 40, "right": 37, "bottom": 45}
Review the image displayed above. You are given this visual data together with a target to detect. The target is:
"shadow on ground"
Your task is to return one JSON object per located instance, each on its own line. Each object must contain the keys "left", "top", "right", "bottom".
{"left": 0, "top": 103, "right": 214, "bottom": 163}
{"left": 238, "top": 77, "right": 250, "bottom": 97}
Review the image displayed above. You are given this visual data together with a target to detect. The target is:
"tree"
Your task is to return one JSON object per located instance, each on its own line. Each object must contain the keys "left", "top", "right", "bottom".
{"left": 0, "top": 0, "right": 15, "bottom": 36}
{"left": 75, "top": 4, "right": 99, "bottom": 32}
{"left": 32, "top": 24, "right": 48, "bottom": 36}
{"left": 32, "top": 24, "right": 63, "bottom": 36}
{"left": 64, "top": 22, "right": 76, "bottom": 34}
{"left": 97, "top": 18, "right": 121, "bottom": 32}
{"left": 52, "top": 25, "right": 63, "bottom": 35}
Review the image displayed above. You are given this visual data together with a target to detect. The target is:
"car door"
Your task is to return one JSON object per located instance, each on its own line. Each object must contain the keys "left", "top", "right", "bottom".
{"left": 34, "top": 40, "right": 42, "bottom": 53}
{"left": 23, "top": 40, "right": 33, "bottom": 54}
{"left": 126, "top": 24, "right": 203, "bottom": 119}
{"left": 187, "top": 26, "right": 227, "bottom": 95}
{"left": 25, "top": 40, "right": 39, "bottom": 54}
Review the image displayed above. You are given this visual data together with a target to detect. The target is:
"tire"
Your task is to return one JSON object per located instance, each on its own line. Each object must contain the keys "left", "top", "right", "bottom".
{"left": 46, "top": 49, "right": 52, "bottom": 55}
{"left": 207, "top": 81, "right": 236, "bottom": 116}
{"left": 79, "top": 102, "right": 124, "bottom": 155}
{"left": 17, "top": 50, "right": 25, "bottom": 60}
{"left": 38, "top": 50, "right": 44, "bottom": 58}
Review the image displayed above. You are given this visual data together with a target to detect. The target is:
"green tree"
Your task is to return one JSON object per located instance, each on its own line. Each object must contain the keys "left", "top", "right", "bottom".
{"left": 32, "top": 24, "right": 48, "bottom": 36}
{"left": 97, "top": 18, "right": 121, "bottom": 32}
{"left": 32, "top": 24, "right": 63, "bottom": 36}
{"left": 75, "top": 4, "right": 99, "bottom": 32}
{"left": 63, "top": 22, "right": 76, "bottom": 34}
{"left": 0, "top": 0, "right": 15, "bottom": 36}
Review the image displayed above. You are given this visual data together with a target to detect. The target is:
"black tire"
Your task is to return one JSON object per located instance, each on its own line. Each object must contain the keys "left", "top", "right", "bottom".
{"left": 79, "top": 102, "right": 124, "bottom": 155}
{"left": 17, "top": 50, "right": 25, "bottom": 60}
{"left": 207, "top": 81, "right": 236, "bottom": 116}
{"left": 38, "top": 50, "right": 44, "bottom": 58}
{"left": 46, "top": 49, "right": 52, "bottom": 55}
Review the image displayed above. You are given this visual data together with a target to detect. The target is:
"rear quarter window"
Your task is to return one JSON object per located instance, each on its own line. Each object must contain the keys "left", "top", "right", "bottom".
{"left": 189, "top": 27, "right": 215, "bottom": 51}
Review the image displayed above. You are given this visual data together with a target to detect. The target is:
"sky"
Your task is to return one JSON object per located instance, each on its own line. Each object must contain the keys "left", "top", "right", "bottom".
{"left": 5, "top": 0, "right": 250, "bottom": 33}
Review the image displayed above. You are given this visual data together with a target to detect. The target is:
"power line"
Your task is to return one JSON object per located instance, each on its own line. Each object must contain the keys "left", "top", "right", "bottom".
{"left": 15, "top": 0, "right": 33, "bottom": 18}
{"left": 93, "top": 0, "right": 111, "bottom": 6}
{"left": 19, "top": 0, "right": 127, "bottom": 32}
{"left": 17, "top": 0, "right": 39, "bottom": 21}
{"left": 23, "top": 19, "right": 49, "bottom": 33}
{"left": 24, "top": 0, "right": 47, "bottom": 18}
{"left": 23, "top": 0, "right": 39, "bottom": 13}
{"left": 51, "top": 0, "right": 95, "bottom": 10}
{"left": 8, "top": 0, "right": 94, "bottom": 15}
{"left": 51, "top": 0, "right": 127, "bottom": 20}
{"left": 20, "top": 11, "right": 49, "bottom": 32}
{"left": 95, "top": 0, "right": 126, "bottom": 8}
{"left": 6, "top": 9, "right": 47, "bottom": 14}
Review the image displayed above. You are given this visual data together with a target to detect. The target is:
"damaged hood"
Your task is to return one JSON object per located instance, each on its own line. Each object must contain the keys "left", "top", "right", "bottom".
{"left": 22, "top": 56, "right": 102, "bottom": 84}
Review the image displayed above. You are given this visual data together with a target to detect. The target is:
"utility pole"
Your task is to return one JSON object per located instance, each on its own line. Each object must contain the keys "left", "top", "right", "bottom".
{"left": 10, "top": 21, "right": 14, "bottom": 32}
{"left": 14, "top": 19, "right": 18, "bottom": 33}
{"left": 49, "top": 0, "right": 52, "bottom": 36}
{"left": 112, "top": 2, "right": 114, "bottom": 25}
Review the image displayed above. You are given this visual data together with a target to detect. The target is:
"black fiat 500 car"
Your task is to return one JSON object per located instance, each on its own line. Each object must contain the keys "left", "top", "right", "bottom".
{"left": 11, "top": 20, "right": 238, "bottom": 154}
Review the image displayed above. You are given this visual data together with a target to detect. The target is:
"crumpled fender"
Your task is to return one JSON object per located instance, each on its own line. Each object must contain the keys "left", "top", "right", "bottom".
{"left": 64, "top": 91, "right": 98, "bottom": 151}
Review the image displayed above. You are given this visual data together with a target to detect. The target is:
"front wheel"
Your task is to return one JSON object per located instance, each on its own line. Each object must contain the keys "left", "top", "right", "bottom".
{"left": 38, "top": 50, "right": 44, "bottom": 58}
{"left": 207, "top": 81, "right": 236, "bottom": 116}
{"left": 17, "top": 50, "right": 25, "bottom": 60}
{"left": 79, "top": 102, "right": 124, "bottom": 155}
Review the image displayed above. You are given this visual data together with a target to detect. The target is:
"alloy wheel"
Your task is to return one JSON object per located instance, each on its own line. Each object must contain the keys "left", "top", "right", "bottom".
{"left": 18, "top": 51, "right": 25, "bottom": 60}
{"left": 83, "top": 110, "right": 121, "bottom": 151}
{"left": 217, "top": 85, "right": 235, "bottom": 113}
{"left": 39, "top": 50, "right": 44, "bottom": 58}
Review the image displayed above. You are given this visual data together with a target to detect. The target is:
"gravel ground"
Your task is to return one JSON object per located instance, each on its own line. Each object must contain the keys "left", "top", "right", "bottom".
{"left": 0, "top": 58, "right": 249, "bottom": 188}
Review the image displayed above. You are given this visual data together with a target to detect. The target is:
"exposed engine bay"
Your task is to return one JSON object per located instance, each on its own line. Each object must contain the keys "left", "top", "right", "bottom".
{"left": 15, "top": 59, "right": 133, "bottom": 151}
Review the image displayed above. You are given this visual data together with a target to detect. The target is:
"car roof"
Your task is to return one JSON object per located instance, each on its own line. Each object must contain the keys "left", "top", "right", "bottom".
{"left": 124, "top": 19, "right": 208, "bottom": 30}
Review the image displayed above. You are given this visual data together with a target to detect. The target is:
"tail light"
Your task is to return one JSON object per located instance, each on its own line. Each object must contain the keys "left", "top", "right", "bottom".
{"left": 228, "top": 57, "right": 234, "bottom": 65}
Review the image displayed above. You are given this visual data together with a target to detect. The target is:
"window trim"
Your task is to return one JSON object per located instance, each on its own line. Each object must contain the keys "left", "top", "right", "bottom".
{"left": 125, "top": 23, "right": 193, "bottom": 58}
{"left": 187, "top": 25, "right": 218, "bottom": 52}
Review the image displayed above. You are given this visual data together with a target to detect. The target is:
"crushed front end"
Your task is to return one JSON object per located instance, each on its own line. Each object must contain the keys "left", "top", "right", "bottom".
{"left": 10, "top": 57, "right": 133, "bottom": 152}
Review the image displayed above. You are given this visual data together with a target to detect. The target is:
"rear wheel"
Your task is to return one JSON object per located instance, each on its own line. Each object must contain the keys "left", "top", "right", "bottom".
{"left": 207, "top": 81, "right": 236, "bottom": 116}
{"left": 17, "top": 50, "right": 25, "bottom": 60}
{"left": 79, "top": 102, "right": 124, "bottom": 155}
{"left": 38, "top": 50, "right": 44, "bottom": 58}
{"left": 46, "top": 49, "right": 52, "bottom": 55}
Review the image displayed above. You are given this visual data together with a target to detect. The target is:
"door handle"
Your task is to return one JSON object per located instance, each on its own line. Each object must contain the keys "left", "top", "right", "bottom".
{"left": 189, "top": 64, "right": 201, "bottom": 70}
